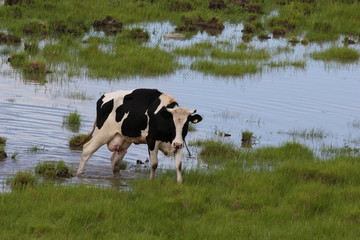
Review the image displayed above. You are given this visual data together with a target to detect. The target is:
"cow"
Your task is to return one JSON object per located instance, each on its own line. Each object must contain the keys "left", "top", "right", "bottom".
{"left": 76, "top": 89, "right": 202, "bottom": 183}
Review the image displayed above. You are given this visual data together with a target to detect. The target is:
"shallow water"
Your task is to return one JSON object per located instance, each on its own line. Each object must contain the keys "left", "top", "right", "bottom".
{"left": 1, "top": 22, "right": 360, "bottom": 190}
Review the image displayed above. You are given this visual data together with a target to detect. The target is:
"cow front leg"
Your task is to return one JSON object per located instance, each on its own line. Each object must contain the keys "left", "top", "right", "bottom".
{"left": 77, "top": 134, "right": 108, "bottom": 176}
{"left": 111, "top": 141, "right": 131, "bottom": 177}
{"left": 174, "top": 149, "right": 183, "bottom": 184}
{"left": 149, "top": 141, "right": 159, "bottom": 180}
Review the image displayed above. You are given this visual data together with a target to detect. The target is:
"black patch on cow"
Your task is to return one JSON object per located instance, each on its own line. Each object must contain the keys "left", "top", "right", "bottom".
{"left": 166, "top": 102, "right": 177, "bottom": 109}
{"left": 115, "top": 89, "right": 164, "bottom": 138}
{"left": 96, "top": 95, "right": 114, "bottom": 129}
{"left": 147, "top": 106, "right": 177, "bottom": 151}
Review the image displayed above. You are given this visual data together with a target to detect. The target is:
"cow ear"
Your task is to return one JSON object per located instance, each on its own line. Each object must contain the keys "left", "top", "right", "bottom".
{"left": 188, "top": 114, "right": 202, "bottom": 124}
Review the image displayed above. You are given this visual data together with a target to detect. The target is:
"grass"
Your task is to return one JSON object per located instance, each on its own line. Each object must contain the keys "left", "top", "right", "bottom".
{"left": 79, "top": 40, "right": 178, "bottom": 78}
{"left": 66, "top": 91, "right": 93, "bottom": 101}
{"left": 280, "top": 128, "right": 327, "bottom": 140}
{"left": 1, "top": 141, "right": 360, "bottom": 239}
{"left": 35, "top": 161, "right": 73, "bottom": 179}
{"left": 310, "top": 47, "right": 360, "bottom": 63}
{"left": 0, "top": 136, "right": 7, "bottom": 145}
{"left": 0, "top": 146, "right": 7, "bottom": 160}
{"left": 191, "top": 60, "right": 261, "bottom": 77}
{"left": 267, "top": 60, "right": 306, "bottom": 69}
{"left": 210, "top": 47, "right": 271, "bottom": 61}
{"left": 63, "top": 111, "right": 81, "bottom": 132}
{"left": 68, "top": 134, "right": 90, "bottom": 150}
{"left": 241, "top": 130, "right": 256, "bottom": 148}
{"left": 6, "top": 171, "right": 37, "bottom": 190}
{"left": 27, "top": 146, "right": 46, "bottom": 152}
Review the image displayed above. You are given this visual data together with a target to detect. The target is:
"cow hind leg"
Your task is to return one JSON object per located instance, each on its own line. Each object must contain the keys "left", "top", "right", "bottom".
{"left": 111, "top": 141, "right": 131, "bottom": 177}
{"left": 76, "top": 133, "right": 110, "bottom": 176}
{"left": 149, "top": 142, "right": 159, "bottom": 180}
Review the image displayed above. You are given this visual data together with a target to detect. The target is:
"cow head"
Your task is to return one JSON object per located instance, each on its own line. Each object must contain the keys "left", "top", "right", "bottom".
{"left": 166, "top": 107, "right": 202, "bottom": 149}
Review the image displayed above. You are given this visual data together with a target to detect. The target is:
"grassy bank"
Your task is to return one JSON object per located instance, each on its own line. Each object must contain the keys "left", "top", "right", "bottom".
{"left": 1, "top": 142, "right": 360, "bottom": 239}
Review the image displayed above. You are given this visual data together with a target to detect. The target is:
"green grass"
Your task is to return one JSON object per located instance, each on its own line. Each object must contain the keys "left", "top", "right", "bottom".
{"left": 191, "top": 60, "right": 261, "bottom": 77}
{"left": 66, "top": 91, "right": 93, "bottom": 101}
{"left": 35, "top": 161, "right": 73, "bottom": 179}
{"left": 27, "top": 146, "right": 46, "bottom": 152}
{"left": 63, "top": 111, "right": 81, "bottom": 132}
{"left": 0, "top": 146, "right": 7, "bottom": 160}
{"left": 210, "top": 47, "right": 270, "bottom": 61}
{"left": 279, "top": 128, "right": 327, "bottom": 140}
{"left": 68, "top": 134, "right": 90, "bottom": 150}
{"left": 79, "top": 40, "right": 178, "bottom": 78}
{"left": 268, "top": 60, "right": 306, "bottom": 69}
{"left": 6, "top": 171, "right": 37, "bottom": 190}
{"left": 310, "top": 47, "right": 360, "bottom": 63}
{"left": 0, "top": 136, "right": 7, "bottom": 145}
{"left": 1, "top": 142, "right": 360, "bottom": 239}
{"left": 173, "top": 42, "right": 213, "bottom": 57}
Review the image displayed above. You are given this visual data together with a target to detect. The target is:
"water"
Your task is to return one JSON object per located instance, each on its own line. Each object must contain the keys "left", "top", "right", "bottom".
{"left": 1, "top": 22, "right": 360, "bottom": 190}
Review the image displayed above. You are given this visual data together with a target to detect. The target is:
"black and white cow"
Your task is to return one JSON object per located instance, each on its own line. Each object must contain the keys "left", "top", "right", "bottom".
{"left": 76, "top": 89, "right": 202, "bottom": 183}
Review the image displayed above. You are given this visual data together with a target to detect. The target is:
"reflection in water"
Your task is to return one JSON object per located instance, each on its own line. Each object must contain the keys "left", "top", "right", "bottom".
{"left": 0, "top": 22, "right": 360, "bottom": 188}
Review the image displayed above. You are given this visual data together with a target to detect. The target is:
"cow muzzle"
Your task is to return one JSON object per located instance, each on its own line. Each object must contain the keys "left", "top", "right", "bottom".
{"left": 172, "top": 142, "right": 183, "bottom": 150}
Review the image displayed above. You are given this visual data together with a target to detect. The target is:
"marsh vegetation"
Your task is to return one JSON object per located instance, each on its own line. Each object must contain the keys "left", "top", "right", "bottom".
{"left": 0, "top": 0, "right": 360, "bottom": 238}
{"left": 2, "top": 142, "right": 360, "bottom": 239}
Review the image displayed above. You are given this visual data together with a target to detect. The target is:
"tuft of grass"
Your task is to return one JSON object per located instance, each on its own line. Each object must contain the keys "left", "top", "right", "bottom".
{"left": 35, "top": 161, "right": 73, "bottom": 179}
{"left": 0, "top": 136, "right": 7, "bottom": 145}
{"left": 68, "top": 134, "right": 90, "bottom": 150}
{"left": 7, "top": 171, "right": 37, "bottom": 190}
{"left": 191, "top": 60, "right": 261, "bottom": 77}
{"left": 173, "top": 42, "right": 213, "bottom": 57}
{"left": 79, "top": 40, "right": 178, "bottom": 78}
{"left": 27, "top": 146, "right": 46, "bottom": 152}
{"left": 11, "top": 152, "right": 19, "bottom": 159}
{"left": 241, "top": 130, "right": 257, "bottom": 148}
{"left": 66, "top": 91, "right": 93, "bottom": 101}
{"left": 210, "top": 47, "right": 270, "bottom": 61}
{"left": 191, "top": 139, "right": 238, "bottom": 164}
{"left": 268, "top": 60, "right": 306, "bottom": 68}
{"left": 63, "top": 111, "right": 81, "bottom": 132}
{"left": 0, "top": 146, "right": 7, "bottom": 160}
{"left": 310, "top": 47, "right": 360, "bottom": 63}
{"left": 280, "top": 128, "right": 327, "bottom": 140}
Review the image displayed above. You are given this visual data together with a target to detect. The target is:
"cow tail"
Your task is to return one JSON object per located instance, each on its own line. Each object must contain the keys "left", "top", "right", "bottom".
{"left": 76, "top": 118, "right": 96, "bottom": 147}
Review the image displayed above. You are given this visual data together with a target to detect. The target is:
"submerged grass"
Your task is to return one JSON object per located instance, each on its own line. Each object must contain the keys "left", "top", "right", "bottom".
{"left": 310, "top": 47, "right": 360, "bottom": 63}
{"left": 191, "top": 60, "right": 260, "bottom": 77}
{"left": 1, "top": 142, "right": 360, "bottom": 239}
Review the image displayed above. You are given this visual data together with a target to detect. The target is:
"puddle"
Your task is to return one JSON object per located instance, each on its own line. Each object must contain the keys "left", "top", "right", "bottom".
{"left": 1, "top": 22, "right": 360, "bottom": 190}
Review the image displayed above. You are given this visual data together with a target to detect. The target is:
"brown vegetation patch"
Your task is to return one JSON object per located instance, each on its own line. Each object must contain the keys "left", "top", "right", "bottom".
{"left": 93, "top": 16, "right": 123, "bottom": 35}
{"left": 229, "top": 0, "right": 252, "bottom": 7}
{"left": 0, "top": 150, "right": 7, "bottom": 160}
{"left": 272, "top": 28, "right": 286, "bottom": 37}
{"left": 176, "top": 16, "right": 224, "bottom": 35}
{"left": 5, "top": 0, "right": 32, "bottom": 5}
{"left": 0, "top": 32, "right": 21, "bottom": 44}
{"left": 241, "top": 23, "right": 255, "bottom": 34}
{"left": 258, "top": 34, "right": 271, "bottom": 40}
{"left": 299, "top": 169, "right": 344, "bottom": 185}
{"left": 50, "top": 21, "right": 88, "bottom": 36}
{"left": 169, "top": 1, "right": 193, "bottom": 11}
{"left": 242, "top": 34, "right": 252, "bottom": 42}
{"left": 269, "top": 18, "right": 296, "bottom": 30}
{"left": 209, "top": 0, "right": 227, "bottom": 10}
{"left": 28, "top": 60, "right": 49, "bottom": 74}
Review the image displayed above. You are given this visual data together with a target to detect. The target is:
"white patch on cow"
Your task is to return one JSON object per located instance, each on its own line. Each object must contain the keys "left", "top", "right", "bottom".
{"left": 155, "top": 93, "right": 176, "bottom": 114}
{"left": 167, "top": 107, "right": 195, "bottom": 148}
{"left": 102, "top": 90, "right": 133, "bottom": 108}
{"left": 140, "top": 110, "right": 150, "bottom": 140}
